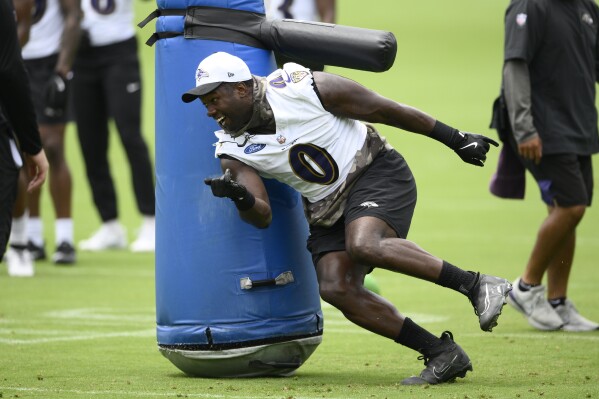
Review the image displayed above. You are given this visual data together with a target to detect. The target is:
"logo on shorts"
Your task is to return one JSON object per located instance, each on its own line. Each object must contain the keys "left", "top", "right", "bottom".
{"left": 360, "top": 201, "right": 379, "bottom": 208}
{"left": 582, "top": 13, "right": 594, "bottom": 26}
{"left": 516, "top": 13, "right": 527, "bottom": 27}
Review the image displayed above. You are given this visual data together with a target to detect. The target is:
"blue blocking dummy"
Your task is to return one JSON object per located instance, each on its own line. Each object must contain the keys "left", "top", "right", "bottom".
{"left": 152, "top": 0, "right": 323, "bottom": 377}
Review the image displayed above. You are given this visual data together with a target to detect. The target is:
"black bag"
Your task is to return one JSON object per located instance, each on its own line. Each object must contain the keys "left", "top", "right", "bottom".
{"left": 489, "top": 92, "right": 511, "bottom": 143}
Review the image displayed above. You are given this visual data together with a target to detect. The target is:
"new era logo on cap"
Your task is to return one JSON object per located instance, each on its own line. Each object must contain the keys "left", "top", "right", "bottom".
{"left": 182, "top": 52, "right": 252, "bottom": 103}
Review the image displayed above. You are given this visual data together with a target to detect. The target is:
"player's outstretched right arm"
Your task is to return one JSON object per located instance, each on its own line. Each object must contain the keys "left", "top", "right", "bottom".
{"left": 313, "top": 71, "right": 498, "bottom": 166}
{"left": 204, "top": 158, "right": 272, "bottom": 229}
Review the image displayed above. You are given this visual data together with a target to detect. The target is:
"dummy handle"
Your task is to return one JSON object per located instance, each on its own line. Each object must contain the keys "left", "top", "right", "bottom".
{"left": 240, "top": 271, "right": 294, "bottom": 290}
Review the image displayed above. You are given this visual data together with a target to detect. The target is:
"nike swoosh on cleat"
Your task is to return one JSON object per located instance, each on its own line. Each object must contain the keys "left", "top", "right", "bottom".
{"left": 432, "top": 355, "right": 458, "bottom": 379}
{"left": 459, "top": 142, "right": 478, "bottom": 150}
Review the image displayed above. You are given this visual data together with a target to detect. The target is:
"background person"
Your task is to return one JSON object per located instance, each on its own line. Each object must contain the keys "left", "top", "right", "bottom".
{"left": 0, "top": 0, "right": 49, "bottom": 276}
{"left": 498, "top": 0, "right": 599, "bottom": 331}
{"left": 19, "top": 0, "right": 82, "bottom": 265}
{"left": 184, "top": 52, "right": 512, "bottom": 385}
{"left": 73, "top": 0, "right": 156, "bottom": 253}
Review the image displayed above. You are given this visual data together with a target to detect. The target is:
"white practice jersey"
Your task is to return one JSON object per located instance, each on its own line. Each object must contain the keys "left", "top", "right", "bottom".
{"left": 82, "top": 0, "right": 135, "bottom": 46}
{"left": 22, "top": 0, "right": 63, "bottom": 59}
{"left": 214, "top": 63, "right": 367, "bottom": 203}
{"left": 267, "top": 0, "right": 319, "bottom": 21}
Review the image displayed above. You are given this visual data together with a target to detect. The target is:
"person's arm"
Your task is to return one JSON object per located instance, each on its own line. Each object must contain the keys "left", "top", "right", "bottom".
{"left": 0, "top": 0, "right": 42, "bottom": 156}
{"left": 12, "top": 0, "right": 34, "bottom": 47}
{"left": 204, "top": 157, "right": 272, "bottom": 229}
{"left": 316, "top": 0, "right": 335, "bottom": 23}
{"left": 55, "top": 0, "right": 82, "bottom": 77}
{"left": 42, "top": 0, "right": 81, "bottom": 117}
{"left": 0, "top": 0, "right": 47, "bottom": 190}
{"left": 503, "top": 59, "right": 542, "bottom": 164}
{"left": 313, "top": 71, "right": 498, "bottom": 166}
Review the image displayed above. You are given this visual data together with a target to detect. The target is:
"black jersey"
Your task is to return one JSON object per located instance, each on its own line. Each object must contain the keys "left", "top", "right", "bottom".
{"left": 504, "top": 0, "right": 599, "bottom": 155}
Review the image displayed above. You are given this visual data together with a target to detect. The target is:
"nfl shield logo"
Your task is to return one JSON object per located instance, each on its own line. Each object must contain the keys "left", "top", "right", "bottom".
{"left": 516, "top": 13, "right": 527, "bottom": 27}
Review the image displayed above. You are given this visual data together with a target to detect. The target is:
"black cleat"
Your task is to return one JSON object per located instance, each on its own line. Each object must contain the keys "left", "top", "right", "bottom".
{"left": 52, "top": 241, "right": 76, "bottom": 265}
{"left": 469, "top": 273, "right": 512, "bottom": 332}
{"left": 401, "top": 331, "right": 472, "bottom": 385}
{"left": 27, "top": 240, "right": 47, "bottom": 261}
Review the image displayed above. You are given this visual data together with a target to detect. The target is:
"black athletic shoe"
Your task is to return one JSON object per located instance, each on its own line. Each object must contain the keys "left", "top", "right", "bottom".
{"left": 401, "top": 331, "right": 472, "bottom": 385}
{"left": 52, "top": 242, "right": 76, "bottom": 265}
{"left": 469, "top": 273, "right": 512, "bottom": 332}
{"left": 27, "top": 240, "right": 47, "bottom": 261}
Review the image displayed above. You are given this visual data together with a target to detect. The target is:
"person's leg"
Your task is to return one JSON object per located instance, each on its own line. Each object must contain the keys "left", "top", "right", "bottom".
{"left": 546, "top": 156, "right": 598, "bottom": 331}
{"left": 316, "top": 251, "right": 472, "bottom": 385}
{"left": 30, "top": 122, "right": 76, "bottom": 263}
{"left": 0, "top": 134, "right": 19, "bottom": 258}
{"left": 104, "top": 39, "right": 155, "bottom": 252}
{"left": 104, "top": 39, "right": 155, "bottom": 219}
{"left": 73, "top": 56, "right": 127, "bottom": 251}
{"left": 345, "top": 216, "right": 511, "bottom": 332}
{"left": 73, "top": 60, "right": 117, "bottom": 223}
{"left": 6, "top": 170, "right": 34, "bottom": 277}
{"left": 521, "top": 205, "right": 584, "bottom": 287}
{"left": 508, "top": 154, "right": 592, "bottom": 330}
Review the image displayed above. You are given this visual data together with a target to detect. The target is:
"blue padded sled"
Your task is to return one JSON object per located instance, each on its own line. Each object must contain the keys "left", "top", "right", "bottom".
{"left": 151, "top": 0, "right": 323, "bottom": 377}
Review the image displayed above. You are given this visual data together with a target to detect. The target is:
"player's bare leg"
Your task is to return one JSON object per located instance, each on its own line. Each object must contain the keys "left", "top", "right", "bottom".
{"left": 345, "top": 216, "right": 511, "bottom": 332}
{"left": 315, "top": 250, "right": 472, "bottom": 384}
{"left": 28, "top": 123, "right": 75, "bottom": 264}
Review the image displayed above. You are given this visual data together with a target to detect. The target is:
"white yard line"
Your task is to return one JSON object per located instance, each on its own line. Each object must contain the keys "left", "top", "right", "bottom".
{"left": 0, "top": 329, "right": 154, "bottom": 344}
{"left": 0, "top": 386, "right": 352, "bottom": 399}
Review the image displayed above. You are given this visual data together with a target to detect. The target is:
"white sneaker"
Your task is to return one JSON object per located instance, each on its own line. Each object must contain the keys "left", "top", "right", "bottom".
{"left": 79, "top": 222, "right": 127, "bottom": 251}
{"left": 507, "top": 278, "right": 563, "bottom": 331}
{"left": 555, "top": 299, "right": 599, "bottom": 332}
{"left": 130, "top": 217, "right": 155, "bottom": 252}
{"left": 6, "top": 246, "right": 34, "bottom": 277}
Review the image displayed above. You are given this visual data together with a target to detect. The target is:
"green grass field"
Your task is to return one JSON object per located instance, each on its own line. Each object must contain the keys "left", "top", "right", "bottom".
{"left": 1, "top": 1, "right": 598, "bottom": 398}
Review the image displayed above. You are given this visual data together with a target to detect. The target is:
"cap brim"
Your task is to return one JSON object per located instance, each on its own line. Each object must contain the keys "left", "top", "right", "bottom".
{"left": 181, "top": 82, "right": 223, "bottom": 103}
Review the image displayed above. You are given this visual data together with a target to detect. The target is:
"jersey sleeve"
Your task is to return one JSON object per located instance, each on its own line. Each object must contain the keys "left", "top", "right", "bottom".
{"left": 504, "top": 0, "right": 545, "bottom": 63}
{"left": 278, "top": 62, "right": 322, "bottom": 104}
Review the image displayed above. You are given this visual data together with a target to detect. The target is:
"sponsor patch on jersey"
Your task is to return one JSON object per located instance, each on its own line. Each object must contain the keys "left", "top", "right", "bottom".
{"left": 290, "top": 71, "right": 308, "bottom": 83}
{"left": 516, "top": 13, "right": 527, "bottom": 27}
{"left": 244, "top": 143, "right": 266, "bottom": 154}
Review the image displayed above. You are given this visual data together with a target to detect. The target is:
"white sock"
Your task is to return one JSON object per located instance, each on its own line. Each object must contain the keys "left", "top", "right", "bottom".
{"left": 142, "top": 216, "right": 155, "bottom": 229}
{"left": 104, "top": 219, "right": 121, "bottom": 230}
{"left": 10, "top": 213, "right": 29, "bottom": 246}
{"left": 55, "top": 218, "right": 74, "bottom": 245}
{"left": 28, "top": 217, "right": 44, "bottom": 246}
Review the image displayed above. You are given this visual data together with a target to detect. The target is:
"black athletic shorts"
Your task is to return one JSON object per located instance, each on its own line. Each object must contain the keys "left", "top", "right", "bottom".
{"left": 306, "top": 149, "right": 417, "bottom": 266}
{"left": 521, "top": 154, "right": 594, "bottom": 207}
{"left": 24, "top": 54, "right": 68, "bottom": 124}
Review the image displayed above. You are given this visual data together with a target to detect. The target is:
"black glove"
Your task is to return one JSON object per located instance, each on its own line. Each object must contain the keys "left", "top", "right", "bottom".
{"left": 204, "top": 169, "right": 255, "bottom": 210}
{"left": 43, "top": 72, "right": 70, "bottom": 118}
{"left": 452, "top": 131, "right": 499, "bottom": 167}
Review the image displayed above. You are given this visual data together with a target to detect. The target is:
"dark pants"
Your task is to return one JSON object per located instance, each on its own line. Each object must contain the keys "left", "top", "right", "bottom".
{"left": 72, "top": 37, "right": 155, "bottom": 221}
{"left": 0, "top": 128, "right": 19, "bottom": 257}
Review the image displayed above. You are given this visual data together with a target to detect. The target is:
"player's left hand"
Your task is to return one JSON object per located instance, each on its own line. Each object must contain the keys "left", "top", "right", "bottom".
{"left": 43, "top": 72, "right": 71, "bottom": 118}
{"left": 453, "top": 132, "right": 499, "bottom": 167}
